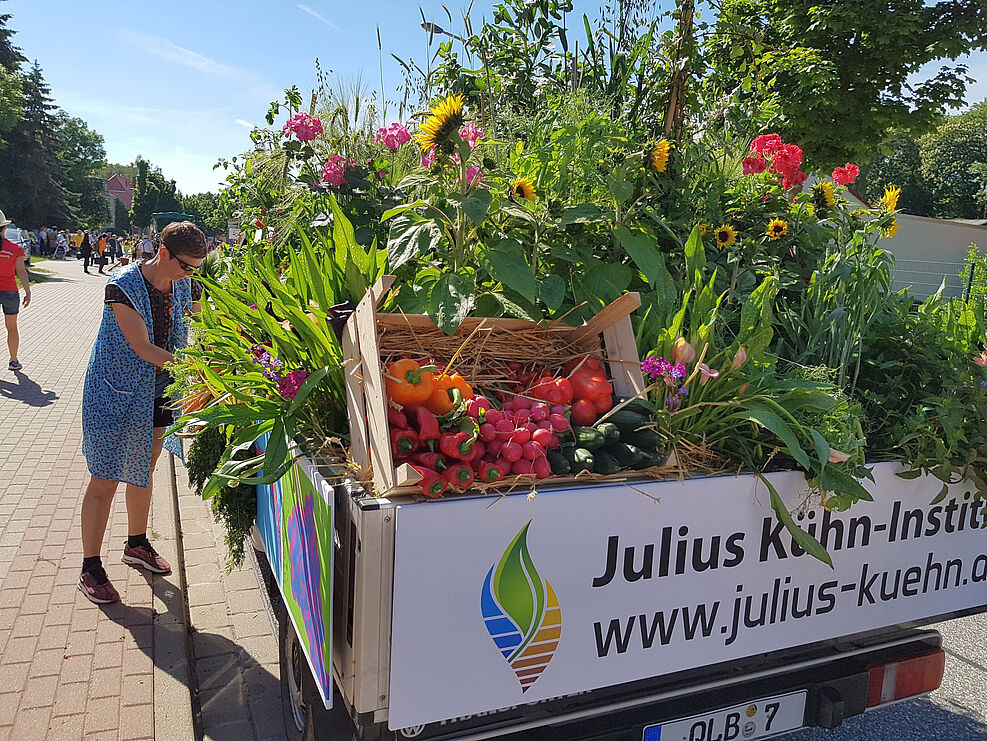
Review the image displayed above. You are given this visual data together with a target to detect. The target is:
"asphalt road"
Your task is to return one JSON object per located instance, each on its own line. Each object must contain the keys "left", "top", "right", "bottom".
{"left": 778, "top": 613, "right": 987, "bottom": 740}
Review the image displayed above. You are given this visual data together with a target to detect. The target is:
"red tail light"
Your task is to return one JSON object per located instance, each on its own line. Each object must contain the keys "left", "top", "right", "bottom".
{"left": 866, "top": 649, "right": 945, "bottom": 707}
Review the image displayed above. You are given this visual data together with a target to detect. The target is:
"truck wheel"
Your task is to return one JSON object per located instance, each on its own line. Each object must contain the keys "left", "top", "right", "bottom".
{"left": 278, "top": 605, "right": 357, "bottom": 741}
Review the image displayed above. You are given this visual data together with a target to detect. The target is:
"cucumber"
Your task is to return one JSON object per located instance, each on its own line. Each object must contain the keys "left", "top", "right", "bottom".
{"left": 573, "top": 426, "right": 607, "bottom": 450}
{"left": 623, "top": 428, "right": 662, "bottom": 450}
{"left": 594, "top": 422, "right": 621, "bottom": 446}
{"left": 635, "top": 449, "right": 670, "bottom": 469}
{"left": 546, "top": 450, "right": 571, "bottom": 476}
{"left": 606, "top": 409, "right": 650, "bottom": 433}
{"left": 592, "top": 450, "right": 621, "bottom": 475}
{"left": 607, "top": 443, "right": 644, "bottom": 468}
{"left": 566, "top": 447, "right": 595, "bottom": 473}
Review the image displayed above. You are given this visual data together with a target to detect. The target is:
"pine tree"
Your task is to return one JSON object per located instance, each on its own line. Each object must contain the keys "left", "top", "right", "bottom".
{"left": 130, "top": 157, "right": 155, "bottom": 228}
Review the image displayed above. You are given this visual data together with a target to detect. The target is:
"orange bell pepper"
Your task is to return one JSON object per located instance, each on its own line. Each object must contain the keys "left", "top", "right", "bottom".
{"left": 385, "top": 359, "right": 437, "bottom": 408}
{"left": 425, "top": 373, "right": 474, "bottom": 415}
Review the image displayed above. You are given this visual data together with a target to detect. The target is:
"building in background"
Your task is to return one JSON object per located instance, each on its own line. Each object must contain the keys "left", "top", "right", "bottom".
{"left": 104, "top": 173, "right": 135, "bottom": 230}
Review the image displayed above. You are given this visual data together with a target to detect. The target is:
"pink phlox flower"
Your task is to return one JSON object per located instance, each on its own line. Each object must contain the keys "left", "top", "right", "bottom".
{"left": 781, "top": 170, "right": 808, "bottom": 190}
{"left": 322, "top": 155, "right": 354, "bottom": 188}
{"left": 750, "top": 134, "right": 784, "bottom": 156}
{"left": 283, "top": 112, "right": 323, "bottom": 142}
{"left": 459, "top": 123, "right": 484, "bottom": 150}
{"left": 770, "top": 144, "right": 803, "bottom": 176}
{"left": 832, "top": 163, "right": 860, "bottom": 186}
{"left": 374, "top": 122, "right": 412, "bottom": 150}
{"left": 421, "top": 147, "right": 436, "bottom": 168}
{"left": 460, "top": 167, "right": 484, "bottom": 186}
{"left": 742, "top": 156, "right": 767, "bottom": 175}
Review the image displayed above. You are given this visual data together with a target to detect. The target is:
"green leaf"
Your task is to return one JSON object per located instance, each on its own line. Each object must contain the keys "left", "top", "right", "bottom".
{"left": 809, "top": 429, "right": 831, "bottom": 469}
{"left": 761, "top": 475, "right": 833, "bottom": 568}
{"left": 582, "top": 261, "right": 632, "bottom": 302}
{"left": 387, "top": 215, "right": 443, "bottom": 272}
{"left": 381, "top": 199, "right": 433, "bottom": 222}
{"left": 448, "top": 188, "right": 493, "bottom": 227}
{"left": 820, "top": 466, "right": 874, "bottom": 503}
{"left": 614, "top": 225, "right": 663, "bottom": 285}
{"left": 538, "top": 274, "right": 566, "bottom": 311}
{"left": 286, "top": 366, "right": 331, "bottom": 416}
{"left": 264, "top": 418, "right": 289, "bottom": 480}
{"left": 608, "top": 178, "right": 634, "bottom": 203}
{"left": 736, "top": 402, "right": 812, "bottom": 470}
{"left": 428, "top": 273, "right": 476, "bottom": 335}
{"left": 560, "top": 203, "right": 603, "bottom": 226}
{"left": 329, "top": 194, "right": 358, "bottom": 253}
{"left": 493, "top": 292, "right": 541, "bottom": 321}
{"left": 684, "top": 224, "right": 706, "bottom": 286}
{"left": 481, "top": 240, "right": 537, "bottom": 303}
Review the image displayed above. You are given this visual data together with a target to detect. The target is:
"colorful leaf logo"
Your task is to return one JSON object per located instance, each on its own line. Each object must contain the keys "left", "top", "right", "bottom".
{"left": 480, "top": 521, "right": 561, "bottom": 692}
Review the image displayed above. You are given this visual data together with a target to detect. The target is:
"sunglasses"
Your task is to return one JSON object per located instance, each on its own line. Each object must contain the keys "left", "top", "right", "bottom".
{"left": 169, "top": 252, "right": 200, "bottom": 273}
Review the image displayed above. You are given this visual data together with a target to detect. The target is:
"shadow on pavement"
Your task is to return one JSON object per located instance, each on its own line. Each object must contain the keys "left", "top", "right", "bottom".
{"left": 779, "top": 696, "right": 987, "bottom": 740}
{"left": 0, "top": 370, "right": 58, "bottom": 406}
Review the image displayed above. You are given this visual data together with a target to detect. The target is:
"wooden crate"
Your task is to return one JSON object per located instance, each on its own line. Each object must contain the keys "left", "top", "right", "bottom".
{"left": 344, "top": 275, "right": 647, "bottom": 497}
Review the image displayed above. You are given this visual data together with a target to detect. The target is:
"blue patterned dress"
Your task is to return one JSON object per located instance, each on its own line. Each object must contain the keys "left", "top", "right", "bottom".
{"left": 81, "top": 264, "right": 191, "bottom": 487}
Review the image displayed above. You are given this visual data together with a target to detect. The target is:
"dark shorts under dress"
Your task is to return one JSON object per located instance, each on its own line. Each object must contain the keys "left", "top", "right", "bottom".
{"left": 105, "top": 266, "right": 202, "bottom": 429}
{"left": 0, "top": 290, "right": 19, "bottom": 315}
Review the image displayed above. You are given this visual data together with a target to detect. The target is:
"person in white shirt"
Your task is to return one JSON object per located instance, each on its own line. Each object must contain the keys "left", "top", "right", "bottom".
{"left": 138, "top": 237, "right": 155, "bottom": 260}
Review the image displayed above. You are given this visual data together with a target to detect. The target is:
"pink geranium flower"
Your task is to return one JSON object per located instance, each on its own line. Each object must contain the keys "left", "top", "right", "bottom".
{"left": 421, "top": 147, "right": 436, "bottom": 168}
{"left": 277, "top": 369, "right": 311, "bottom": 400}
{"left": 374, "top": 122, "right": 412, "bottom": 150}
{"left": 750, "top": 133, "right": 783, "bottom": 156}
{"left": 322, "top": 155, "right": 354, "bottom": 187}
{"left": 742, "top": 156, "right": 767, "bottom": 175}
{"left": 832, "top": 163, "right": 860, "bottom": 186}
{"left": 283, "top": 112, "right": 323, "bottom": 141}
{"left": 459, "top": 122, "right": 484, "bottom": 150}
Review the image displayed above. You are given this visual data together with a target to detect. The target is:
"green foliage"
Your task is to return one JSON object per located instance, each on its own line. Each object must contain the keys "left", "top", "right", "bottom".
{"left": 857, "top": 133, "right": 935, "bottom": 217}
{"left": 707, "top": 0, "right": 986, "bottom": 169}
{"left": 918, "top": 101, "right": 987, "bottom": 219}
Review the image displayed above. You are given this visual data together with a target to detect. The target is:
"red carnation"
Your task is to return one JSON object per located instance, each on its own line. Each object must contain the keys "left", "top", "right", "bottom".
{"left": 742, "top": 156, "right": 768, "bottom": 175}
{"left": 750, "top": 134, "right": 783, "bottom": 156}
{"left": 832, "top": 163, "right": 860, "bottom": 186}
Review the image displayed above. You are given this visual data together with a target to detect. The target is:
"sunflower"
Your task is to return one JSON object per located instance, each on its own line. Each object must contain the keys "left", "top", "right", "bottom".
{"left": 820, "top": 181, "right": 835, "bottom": 206}
{"left": 882, "top": 184, "right": 902, "bottom": 213}
{"left": 713, "top": 224, "right": 738, "bottom": 249}
{"left": 650, "top": 139, "right": 670, "bottom": 173}
{"left": 417, "top": 94, "right": 465, "bottom": 154}
{"left": 509, "top": 176, "right": 536, "bottom": 201}
{"left": 766, "top": 218, "right": 788, "bottom": 240}
{"left": 884, "top": 218, "right": 900, "bottom": 238}
{"left": 698, "top": 222, "right": 709, "bottom": 236}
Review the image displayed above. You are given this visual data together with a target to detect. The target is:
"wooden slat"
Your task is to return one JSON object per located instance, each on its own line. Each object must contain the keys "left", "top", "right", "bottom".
{"left": 569, "top": 292, "right": 642, "bottom": 345}
{"left": 355, "top": 289, "right": 394, "bottom": 494}
{"left": 342, "top": 317, "right": 370, "bottom": 471}
{"left": 603, "top": 314, "right": 647, "bottom": 398}
{"left": 369, "top": 275, "right": 396, "bottom": 307}
{"left": 394, "top": 463, "right": 423, "bottom": 488}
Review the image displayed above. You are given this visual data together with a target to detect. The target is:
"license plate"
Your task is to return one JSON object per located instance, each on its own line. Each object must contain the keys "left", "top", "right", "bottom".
{"left": 643, "top": 690, "right": 806, "bottom": 741}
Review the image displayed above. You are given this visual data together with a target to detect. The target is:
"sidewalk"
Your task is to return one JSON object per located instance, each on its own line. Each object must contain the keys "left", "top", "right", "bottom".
{"left": 0, "top": 258, "right": 283, "bottom": 740}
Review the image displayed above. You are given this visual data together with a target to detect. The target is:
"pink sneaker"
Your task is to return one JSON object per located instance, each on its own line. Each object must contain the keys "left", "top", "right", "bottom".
{"left": 78, "top": 566, "right": 120, "bottom": 604}
{"left": 122, "top": 541, "right": 171, "bottom": 574}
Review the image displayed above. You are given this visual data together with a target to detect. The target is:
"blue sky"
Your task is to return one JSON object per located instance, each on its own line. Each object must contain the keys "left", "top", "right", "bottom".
{"left": 6, "top": 1, "right": 985, "bottom": 195}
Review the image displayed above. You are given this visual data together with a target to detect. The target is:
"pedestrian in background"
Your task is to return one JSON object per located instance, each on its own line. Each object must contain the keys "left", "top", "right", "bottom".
{"left": 96, "top": 233, "right": 109, "bottom": 274}
{"left": 0, "top": 210, "right": 31, "bottom": 371}
{"left": 78, "top": 221, "right": 206, "bottom": 604}
{"left": 46, "top": 227, "right": 57, "bottom": 257}
{"left": 80, "top": 230, "right": 93, "bottom": 273}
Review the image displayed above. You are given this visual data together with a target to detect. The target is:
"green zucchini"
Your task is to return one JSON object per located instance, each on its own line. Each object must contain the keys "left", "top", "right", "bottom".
{"left": 635, "top": 449, "right": 670, "bottom": 469}
{"left": 546, "top": 450, "right": 571, "bottom": 476}
{"left": 607, "top": 443, "right": 644, "bottom": 467}
{"left": 594, "top": 422, "right": 621, "bottom": 446}
{"left": 592, "top": 450, "right": 621, "bottom": 475}
{"left": 623, "top": 428, "right": 662, "bottom": 450}
{"left": 566, "top": 447, "right": 595, "bottom": 473}
{"left": 606, "top": 409, "right": 650, "bottom": 433}
{"left": 618, "top": 398, "right": 656, "bottom": 416}
{"left": 573, "top": 426, "right": 607, "bottom": 450}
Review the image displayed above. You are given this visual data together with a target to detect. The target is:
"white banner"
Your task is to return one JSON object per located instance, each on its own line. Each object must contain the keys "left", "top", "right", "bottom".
{"left": 388, "top": 463, "right": 987, "bottom": 730}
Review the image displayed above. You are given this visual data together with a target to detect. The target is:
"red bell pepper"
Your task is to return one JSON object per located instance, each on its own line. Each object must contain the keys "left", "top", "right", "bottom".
{"left": 411, "top": 464, "right": 446, "bottom": 498}
{"left": 415, "top": 407, "right": 441, "bottom": 449}
{"left": 415, "top": 451, "right": 447, "bottom": 472}
{"left": 390, "top": 427, "right": 419, "bottom": 456}
{"left": 475, "top": 460, "right": 504, "bottom": 484}
{"left": 444, "top": 462, "right": 475, "bottom": 490}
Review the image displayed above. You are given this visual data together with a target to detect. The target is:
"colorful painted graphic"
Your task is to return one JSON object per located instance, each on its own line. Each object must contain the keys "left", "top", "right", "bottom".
{"left": 480, "top": 521, "right": 561, "bottom": 692}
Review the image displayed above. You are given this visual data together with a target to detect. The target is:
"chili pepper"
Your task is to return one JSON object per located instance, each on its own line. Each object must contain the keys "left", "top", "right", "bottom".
{"left": 475, "top": 460, "right": 504, "bottom": 484}
{"left": 387, "top": 407, "right": 409, "bottom": 429}
{"left": 411, "top": 464, "right": 446, "bottom": 498}
{"left": 390, "top": 428, "right": 419, "bottom": 456}
{"left": 415, "top": 451, "right": 447, "bottom": 472}
{"left": 425, "top": 373, "right": 474, "bottom": 415}
{"left": 385, "top": 359, "right": 438, "bottom": 408}
{"left": 439, "top": 431, "right": 476, "bottom": 460}
{"left": 444, "top": 462, "right": 475, "bottom": 490}
{"left": 415, "top": 407, "right": 441, "bottom": 448}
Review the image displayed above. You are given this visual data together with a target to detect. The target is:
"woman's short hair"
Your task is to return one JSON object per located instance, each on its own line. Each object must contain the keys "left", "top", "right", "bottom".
{"left": 160, "top": 221, "right": 207, "bottom": 259}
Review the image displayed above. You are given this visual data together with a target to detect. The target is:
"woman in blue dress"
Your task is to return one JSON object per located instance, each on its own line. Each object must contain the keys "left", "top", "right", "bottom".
{"left": 79, "top": 221, "right": 206, "bottom": 604}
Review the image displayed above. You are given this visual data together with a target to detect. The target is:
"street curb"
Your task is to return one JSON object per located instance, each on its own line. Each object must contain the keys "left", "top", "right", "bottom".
{"left": 151, "top": 452, "right": 200, "bottom": 741}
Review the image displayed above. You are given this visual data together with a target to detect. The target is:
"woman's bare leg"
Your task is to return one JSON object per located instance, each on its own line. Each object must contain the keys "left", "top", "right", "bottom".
{"left": 81, "top": 476, "right": 119, "bottom": 558}
{"left": 125, "top": 427, "right": 165, "bottom": 536}
{"left": 5, "top": 313, "right": 18, "bottom": 363}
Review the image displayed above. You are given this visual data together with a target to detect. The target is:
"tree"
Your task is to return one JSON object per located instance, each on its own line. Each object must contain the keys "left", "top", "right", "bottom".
{"left": 857, "top": 132, "right": 935, "bottom": 217}
{"left": 0, "top": 3, "right": 23, "bottom": 138}
{"left": 113, "top": 198, "right": 131, "bottom": 233}
{"left": 130, "top": 157, "right": 154, "bottom": 228}
{"left": 919, "top": 101, "right": 987, "bottom": 219}
{"left": 53, "top": 110, "right": 107, "bottom": 228}
{"left": 708, "top": 0, "right": 987, "bottom": 169}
